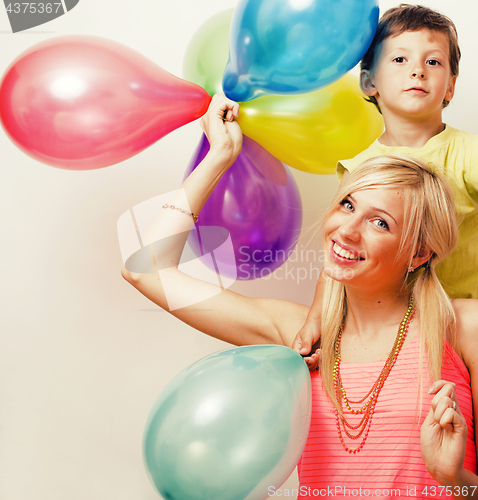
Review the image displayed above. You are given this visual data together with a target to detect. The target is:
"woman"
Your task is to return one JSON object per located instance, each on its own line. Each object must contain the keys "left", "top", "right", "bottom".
{"left": 121, "top": 94, "right": 478, "bottom": 497}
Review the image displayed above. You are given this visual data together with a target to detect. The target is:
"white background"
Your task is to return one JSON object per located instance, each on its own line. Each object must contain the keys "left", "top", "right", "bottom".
{"left": 0, "top": 1, "right": 477, "bottom": 499}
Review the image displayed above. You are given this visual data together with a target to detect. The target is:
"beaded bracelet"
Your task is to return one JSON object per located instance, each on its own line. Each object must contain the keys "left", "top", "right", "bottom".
{"left": 162, "top": 203, "right": 198, "bottom": 223}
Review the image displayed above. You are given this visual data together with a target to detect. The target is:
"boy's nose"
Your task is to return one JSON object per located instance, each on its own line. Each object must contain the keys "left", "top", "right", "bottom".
{"left": 411, "top": 64, "right": 426, "bottom": 79}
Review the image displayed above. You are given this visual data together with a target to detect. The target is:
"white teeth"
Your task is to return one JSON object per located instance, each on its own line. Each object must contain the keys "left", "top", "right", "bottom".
{"left": 333, "top": 243, "right": 360, "bottom": 261}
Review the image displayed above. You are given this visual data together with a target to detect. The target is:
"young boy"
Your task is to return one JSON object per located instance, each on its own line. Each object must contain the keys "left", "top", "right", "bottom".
{"left": 294, "top": 4, "right": 478, "bottom": 365}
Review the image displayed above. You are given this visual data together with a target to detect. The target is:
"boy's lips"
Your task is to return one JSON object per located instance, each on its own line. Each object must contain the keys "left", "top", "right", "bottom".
{"left": 405, "top": 87, "right": 428, "bottom": 94}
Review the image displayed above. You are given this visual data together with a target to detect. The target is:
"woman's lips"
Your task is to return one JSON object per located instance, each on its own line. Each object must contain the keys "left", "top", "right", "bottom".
{"left": 331, "top": 241, "right": 364, "bottom": 263}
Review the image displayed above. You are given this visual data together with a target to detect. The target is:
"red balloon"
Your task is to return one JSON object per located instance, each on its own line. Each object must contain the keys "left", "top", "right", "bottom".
{"left": 0, "top": 35, "right": 211, "bottom": 170}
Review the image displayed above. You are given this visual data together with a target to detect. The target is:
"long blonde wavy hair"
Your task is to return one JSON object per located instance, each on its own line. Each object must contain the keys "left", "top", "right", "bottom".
{"left": 319, "top": 154, "right": 458, "bottom": 409}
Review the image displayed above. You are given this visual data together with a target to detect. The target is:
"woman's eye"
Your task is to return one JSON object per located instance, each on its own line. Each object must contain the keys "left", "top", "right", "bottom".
{"left": 340, "top": 199, "right": 354, "bottom": 211}
{"left": 373, "top": 219, "right": 389, "bottom": 230}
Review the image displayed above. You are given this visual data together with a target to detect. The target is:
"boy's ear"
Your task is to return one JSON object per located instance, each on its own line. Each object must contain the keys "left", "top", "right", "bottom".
{"left": 360, "top": 70, "right": 377, "bottom": 96}
{"left": 445, "top": 75, "right": 457, "bottom": 102}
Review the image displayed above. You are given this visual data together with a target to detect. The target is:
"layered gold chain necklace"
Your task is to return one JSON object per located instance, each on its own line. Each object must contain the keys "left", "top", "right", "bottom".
{"left": 333, "top": 296, "right": 415, "bottom": 454}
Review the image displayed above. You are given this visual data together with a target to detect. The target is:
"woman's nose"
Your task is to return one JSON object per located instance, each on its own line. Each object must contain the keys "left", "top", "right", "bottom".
{"left": 338, "top": 218, "right": 361, "bottom": 241}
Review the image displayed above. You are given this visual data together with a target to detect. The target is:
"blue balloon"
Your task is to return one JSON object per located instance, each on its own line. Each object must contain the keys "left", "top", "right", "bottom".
{"left": 143, "top": 345, "right": 311, "bottom": 500}
{"left": 223, "top": 0, "right": 379, "bottom": 102}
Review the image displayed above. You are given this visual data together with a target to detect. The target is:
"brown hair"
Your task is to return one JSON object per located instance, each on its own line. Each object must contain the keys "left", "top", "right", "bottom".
{"left": 361, "top": 4, "right": 461, "bottom": 112}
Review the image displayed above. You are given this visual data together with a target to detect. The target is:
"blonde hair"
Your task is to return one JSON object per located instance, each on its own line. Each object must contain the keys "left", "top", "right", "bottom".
{"left": 319, "top": 154, "right": 458, "bottom": 409}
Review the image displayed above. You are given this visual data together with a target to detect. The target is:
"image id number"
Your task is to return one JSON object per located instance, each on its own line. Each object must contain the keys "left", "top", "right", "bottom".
{"left": 422, "top": 485, "right": 478, "bottom": 496}
{"left": 6, "top": 3, "right": 62, "bottom": 14}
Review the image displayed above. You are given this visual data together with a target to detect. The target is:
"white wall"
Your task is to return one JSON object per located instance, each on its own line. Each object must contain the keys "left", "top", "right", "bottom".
{"left": 0, "top": 1, "right": 477, "bottom": 499}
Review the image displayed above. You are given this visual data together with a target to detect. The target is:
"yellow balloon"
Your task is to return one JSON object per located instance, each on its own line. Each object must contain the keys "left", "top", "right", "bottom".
{"left": 237, "top": 74, "right": 383, "bottom": 175}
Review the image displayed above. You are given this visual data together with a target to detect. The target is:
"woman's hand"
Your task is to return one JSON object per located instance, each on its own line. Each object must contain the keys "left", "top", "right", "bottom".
{"left": 303, "top": 348, "right": 321, "bottom": 371}
{"left": 292, "top": 319, "right": 321, "bottom": 371}
{"left": 200, "top": 93, "right": 243, "bottom": 169}
{"left": 420, "top": 380, "right": 468, "bottom": 486}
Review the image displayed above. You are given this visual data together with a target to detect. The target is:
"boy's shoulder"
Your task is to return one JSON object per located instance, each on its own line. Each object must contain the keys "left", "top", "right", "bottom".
{"left": 337, "top": 126, "right": 478, "bottom": 180}
{"left": 440, "top": 126, "right": 478, "bottom": 164}
{"left": 336, "top": 140, "right": 382, "bottom": 179}
{"left": 445, "top": 125, "right": 476, "bottom": 141}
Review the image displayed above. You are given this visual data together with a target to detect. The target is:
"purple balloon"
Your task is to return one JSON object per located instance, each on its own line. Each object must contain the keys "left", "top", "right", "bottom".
{"left": 185, "top": 134, "right": 302, "bottom": 280}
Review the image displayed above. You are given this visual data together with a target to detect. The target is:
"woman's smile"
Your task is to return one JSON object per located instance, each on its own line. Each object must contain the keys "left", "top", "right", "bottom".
{"left": 331, "top": 240, "right": 365, "bottom": 263}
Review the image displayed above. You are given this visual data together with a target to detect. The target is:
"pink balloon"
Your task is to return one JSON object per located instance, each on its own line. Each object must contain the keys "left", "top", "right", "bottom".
{"left": 0, "top": 35, "right": 211, "bottom": 170}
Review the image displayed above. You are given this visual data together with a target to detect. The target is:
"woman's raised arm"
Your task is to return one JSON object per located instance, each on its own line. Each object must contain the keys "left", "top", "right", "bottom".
{"left": 121, "top": 94, "right": 309, "bottom": 348}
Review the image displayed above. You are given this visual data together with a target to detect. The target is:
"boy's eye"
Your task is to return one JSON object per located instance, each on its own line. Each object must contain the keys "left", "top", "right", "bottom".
{"left": 393, "top": 56, "right": 405, "bottom": 63}
{"left": 426, "top": 59, "right": 441, "bottom": 66}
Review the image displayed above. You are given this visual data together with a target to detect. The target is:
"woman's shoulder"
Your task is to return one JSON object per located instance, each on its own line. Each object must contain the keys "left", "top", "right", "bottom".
{"left": 452, "top": 298, "right": 478, "bottom": 322}
{"left": 452, "top": 299, "right": 478, "bottom": 368}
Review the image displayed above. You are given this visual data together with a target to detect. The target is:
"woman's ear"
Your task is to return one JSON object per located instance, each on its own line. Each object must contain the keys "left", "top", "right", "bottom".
{"left": 412, "top": 245, "right": 434, "bottom": 270}
{"left": 360, "top": 70, "right": 377, "bottom": 96}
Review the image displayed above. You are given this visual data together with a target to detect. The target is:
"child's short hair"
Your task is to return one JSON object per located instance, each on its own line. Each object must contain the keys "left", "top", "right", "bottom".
{"left": 361, "top": 4, "right": 461, "bottom": 112}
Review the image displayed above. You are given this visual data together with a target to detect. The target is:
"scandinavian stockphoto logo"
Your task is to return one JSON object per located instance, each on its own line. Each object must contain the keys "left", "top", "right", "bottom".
{"left": 117, "top": 190, "right": 237, "bottom": 312}
{"left": 3, "top": 0, "right": 79, "bottom": 32}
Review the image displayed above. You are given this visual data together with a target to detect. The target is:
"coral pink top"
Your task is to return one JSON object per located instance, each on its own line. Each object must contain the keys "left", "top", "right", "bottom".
{"left": 297, "top": 337, "right": 476, "bottom": 499}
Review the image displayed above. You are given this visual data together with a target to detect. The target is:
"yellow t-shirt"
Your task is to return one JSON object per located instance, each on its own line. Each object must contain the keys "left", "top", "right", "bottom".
{"left": 337, "top": 125, "right": 478, "bottom": 299}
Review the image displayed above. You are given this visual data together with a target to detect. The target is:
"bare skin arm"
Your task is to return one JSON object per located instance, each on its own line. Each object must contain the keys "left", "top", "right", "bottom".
{"left": 420, "top": 298, "right": 478, "bottom": 498}
{"left": 121, "top": 94, "right": 309, "bottom": 349}
{"left": 291, "top": 269, "right": 326, "bottom": 366}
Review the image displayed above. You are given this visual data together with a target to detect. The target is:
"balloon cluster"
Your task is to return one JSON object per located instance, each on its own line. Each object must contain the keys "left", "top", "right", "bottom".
{"left": 183, "top": 0, "right": 381, "bottom": 278}
{"left": 0, "top": 0, "right": 381, "bottom": 278}
{"left": 184, "top": 3, "right": 382, "bottom": 175}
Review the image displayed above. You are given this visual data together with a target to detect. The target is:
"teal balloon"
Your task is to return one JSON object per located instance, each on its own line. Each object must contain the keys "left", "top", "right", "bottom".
{"left": 223, "top": 0, "right": 379, "bottom": 102}
{"left": 143, "top": 345, "right": 311, "bottom": 500}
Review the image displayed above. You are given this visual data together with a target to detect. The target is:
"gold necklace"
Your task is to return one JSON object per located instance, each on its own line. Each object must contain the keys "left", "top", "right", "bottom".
{"left": 333, "top": 296, "right": 415, "bottom": 454}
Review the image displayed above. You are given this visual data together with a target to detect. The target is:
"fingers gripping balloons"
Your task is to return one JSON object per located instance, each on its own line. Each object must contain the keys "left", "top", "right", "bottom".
{"left": 143, "top": 345, "right": 311, "bottom": 500}
{"left": 0, "top": 35, "right": 211, "bottom": 170}
{"left": 185, "top": 134, "right": 302, "bottom": 280}
{"left": 223, "top": 0, "right": 379, "bottom": 102}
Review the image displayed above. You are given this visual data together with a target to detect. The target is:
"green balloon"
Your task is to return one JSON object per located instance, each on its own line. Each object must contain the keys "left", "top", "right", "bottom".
{"left": 143, "top": 345, "right": 311, "bottom": 500}
{"left": 182, "top": 9, "right": 233, "bottom": 96}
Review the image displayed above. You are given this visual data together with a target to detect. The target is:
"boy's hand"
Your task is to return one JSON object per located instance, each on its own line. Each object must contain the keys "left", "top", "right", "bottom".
{"left": 292, "top": 319, "right": 321, "bottom": 371}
